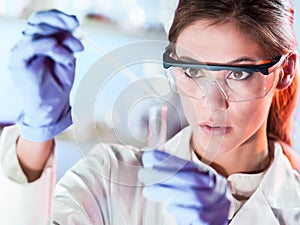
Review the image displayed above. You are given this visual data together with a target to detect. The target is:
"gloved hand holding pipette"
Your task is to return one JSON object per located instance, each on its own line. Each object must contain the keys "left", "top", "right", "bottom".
{"left": 9, "top": 9, "right": 84, "bottom": 141}
{"left": 139, "top": 150, "right": 231, "bottom": 225}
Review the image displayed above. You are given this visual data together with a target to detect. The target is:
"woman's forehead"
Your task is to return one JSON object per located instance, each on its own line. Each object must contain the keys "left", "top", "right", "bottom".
{"left": 175, "top": 20, "right": 267, "bottom": 63}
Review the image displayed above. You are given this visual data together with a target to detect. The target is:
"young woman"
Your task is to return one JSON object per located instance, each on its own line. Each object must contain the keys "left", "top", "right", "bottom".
{"left": 0, "top": 0, "right": 299, "bottom": 224}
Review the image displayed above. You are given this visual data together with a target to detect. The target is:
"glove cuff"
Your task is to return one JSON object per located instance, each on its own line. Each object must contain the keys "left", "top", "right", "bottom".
{"left": 17, "top": 111, "right": 72, "bottom": 142}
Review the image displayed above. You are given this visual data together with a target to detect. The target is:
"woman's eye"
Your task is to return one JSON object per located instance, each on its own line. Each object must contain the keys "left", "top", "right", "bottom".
{"left": 227, "top": 71, "right": 252, "bottom": 80}
{"left": 183, "top": 68, "right": 204, "bottom": 78}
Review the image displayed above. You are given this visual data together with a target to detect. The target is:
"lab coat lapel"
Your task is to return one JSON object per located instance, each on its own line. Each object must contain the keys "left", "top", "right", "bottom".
{"left": 258, "top": 143, "right": 300, "bottom": 209}
{"left": 229, "top": 189, "right": 280, "bottom": 225}
{"left": 231, "top": 143, "right": 300, "bottom": 224}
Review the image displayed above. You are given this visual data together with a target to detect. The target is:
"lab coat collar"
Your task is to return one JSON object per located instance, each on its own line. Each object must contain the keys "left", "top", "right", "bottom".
{"left": 230, "top": 143, "right": 300, "bottom": 224}
{"left": 259, "top": 142, "right": 300, "bottom": 208}
{"left": 229, "top": 189, "right": 281, "bottom": 225}
{"left": 165, "top": 126, "right": 300, "bottom": 224}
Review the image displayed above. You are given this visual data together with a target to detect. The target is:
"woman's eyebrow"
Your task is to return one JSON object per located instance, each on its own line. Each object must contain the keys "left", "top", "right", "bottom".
{"left": 177, "top": 55, "right": 258, "bottom": 64}
{"left": 177, "top": 56, "right": 200, "bottom": 63}
{"left": 228, "top": 57, "right": 258, "bottom": 64}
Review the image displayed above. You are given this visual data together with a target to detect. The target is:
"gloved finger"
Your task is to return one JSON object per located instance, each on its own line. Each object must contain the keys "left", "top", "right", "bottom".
{"left": 142, "top": 185, "right": 169, "bottom": 202}
{"left": 141, "top": 149, "right": 196, "bottom": 171}
{"left": 12, "top": 57, "right": 73, "bottom": 113}
{"left": 27, "top": 9, "right": 79, "bottom": 32}
{"left": 53, "top": 61, "right": 76, "bottom": 90}
{"left": 10, "top": 37, "right": 75, "bottom": 68}
{"left": 142, "top": 184, "right": 208, "bottom": 207}
{"left": 62, "top": 34, "right": 84, "bottom": 52}
{"left": 138, "top": 166, "right": 213, "bottom": 188}
{"left": 138, "top": 166, "right": 180, "bottom": 185}
{"left": 23, "top": 24, "right": 84, "bottom": 52}
{"left": 168, "top": 204, "right": 230, "bottom": 225}
{"left": 166, "top": 204, "right": 203, "bottom": 225}
{"left": 144, "top": 180, "right": 230, "bottom": 207}
{"left": 23, "top": 23, "right": 64, "bottom": 36}
{"left": 18, "top": 60, "right": 75, "bottom": 96}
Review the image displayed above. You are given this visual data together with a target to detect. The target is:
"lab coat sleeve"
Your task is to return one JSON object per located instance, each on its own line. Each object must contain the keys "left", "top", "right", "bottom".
{"left": 0, "top": 125, "right": 56, "bottom": 225}
{"left": 53, "top": 160, "right": 106, "bottom": 225}
{"left": 0, "top": 125, "right": 142, "bottom": 225}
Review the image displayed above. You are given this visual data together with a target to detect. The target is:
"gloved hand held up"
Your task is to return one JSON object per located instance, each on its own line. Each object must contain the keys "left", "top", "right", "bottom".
{"left": 9, "top": 9, "right": 84, "bottom": 142}
{"left": 138, "top": 150, "right": 231, "bottom": 225}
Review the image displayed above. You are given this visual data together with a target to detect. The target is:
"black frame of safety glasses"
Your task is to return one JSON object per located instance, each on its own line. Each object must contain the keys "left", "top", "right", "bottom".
{"left": 163, "top": 49, "right": 284, "bottom": 75}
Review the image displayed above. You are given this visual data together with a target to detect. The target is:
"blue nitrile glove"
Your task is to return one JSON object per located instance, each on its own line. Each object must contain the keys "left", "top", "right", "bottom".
{"left": 138, "top": 150, "right": 231, "bottom": 225}
{"left": 9, "top": 9, "right": 84, "bottom": 141}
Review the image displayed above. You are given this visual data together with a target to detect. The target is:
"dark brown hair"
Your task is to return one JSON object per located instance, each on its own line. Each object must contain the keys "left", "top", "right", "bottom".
{"left": 168, "top": 0, "right": 299, "bottom": 147}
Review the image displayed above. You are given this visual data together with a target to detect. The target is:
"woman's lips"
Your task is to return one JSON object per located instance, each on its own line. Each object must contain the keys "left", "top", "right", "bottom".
{"left": 199, "top": 124, "right": 232, "bottom": 136}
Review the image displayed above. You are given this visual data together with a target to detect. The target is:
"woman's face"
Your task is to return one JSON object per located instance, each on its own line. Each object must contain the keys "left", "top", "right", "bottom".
{"left": 175, "top": 20, "right": 280, "bottom": 157}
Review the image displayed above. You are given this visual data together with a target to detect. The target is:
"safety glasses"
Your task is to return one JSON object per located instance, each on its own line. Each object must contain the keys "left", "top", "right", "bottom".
{"left": 162, "top": 48, "right": 287, "bottom": 102}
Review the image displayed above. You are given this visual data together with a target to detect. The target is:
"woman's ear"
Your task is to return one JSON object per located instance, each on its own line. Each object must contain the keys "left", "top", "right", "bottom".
{"left": 276, "top": 52, "right": 297, "bottom": 90}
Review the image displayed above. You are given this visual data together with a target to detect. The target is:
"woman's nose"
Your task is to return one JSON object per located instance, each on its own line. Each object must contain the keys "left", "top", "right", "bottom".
{"left": 202, "top": 81, "right": 229, "bottom": 111}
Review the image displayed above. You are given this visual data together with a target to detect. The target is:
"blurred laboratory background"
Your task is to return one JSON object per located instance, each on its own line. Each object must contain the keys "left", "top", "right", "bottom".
{"left": 0, "top": 0, "right": 299, "bottom": 180}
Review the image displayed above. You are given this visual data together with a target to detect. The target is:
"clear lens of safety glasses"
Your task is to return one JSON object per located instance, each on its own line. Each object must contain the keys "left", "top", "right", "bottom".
{"left": 163, "top": 48, "right": 287, "bottom": 102}
{"left": 166, "top": 66, "right": 276, "bottom": 102}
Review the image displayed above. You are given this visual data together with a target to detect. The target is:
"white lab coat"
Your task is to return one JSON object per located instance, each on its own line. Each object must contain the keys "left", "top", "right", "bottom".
{"left": 0, "top": 125, "right": 299, "bottom": 225}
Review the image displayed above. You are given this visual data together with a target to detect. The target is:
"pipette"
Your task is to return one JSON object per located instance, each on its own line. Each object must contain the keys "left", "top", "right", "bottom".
{"left": 73, "top": 27, "right": 158, "bottom": 96}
